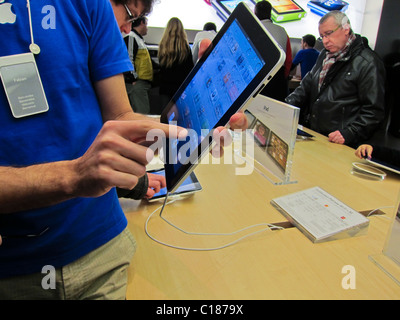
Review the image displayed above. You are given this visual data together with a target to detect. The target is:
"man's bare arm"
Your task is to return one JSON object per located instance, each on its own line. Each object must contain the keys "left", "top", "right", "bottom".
{"left": 0, "top": 160, "right": 78, "bottom": 214}
{"left": 0, "top": 74, "right": 185, "bottom": 214}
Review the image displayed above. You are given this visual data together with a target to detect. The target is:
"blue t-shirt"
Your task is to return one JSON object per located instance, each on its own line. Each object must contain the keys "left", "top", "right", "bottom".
{"left": 292, "top": 48, "right": 320, "bottom": 79}
{"left": 0, "top": 0, "right": 133, "bottom": 278}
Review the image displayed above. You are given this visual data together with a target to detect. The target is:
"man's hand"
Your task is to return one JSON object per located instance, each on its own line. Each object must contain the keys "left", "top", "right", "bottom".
{"left": 211, "top": 111, "right": 248, "bottom": 158}
{"left": 72, "top": 120, "right": 187, "bottom": 198}
{"left": 355, "top": 144, "right": 373, "bottom": 159}
{"left": 328, "top": 130, "right": 345, "bottom": 144}
{"left": 228, "top": 111, "right": 248, "bottom": 131}
{"left": 145, "top": 172, "right": 166, "bottom": 199}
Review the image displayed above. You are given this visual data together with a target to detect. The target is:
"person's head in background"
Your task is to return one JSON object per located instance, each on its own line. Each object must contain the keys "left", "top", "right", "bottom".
{"left": 110, "top": 0, "right": 154, "bottom": 34}
{"left": 132, "top": 16, "right": 148, "bottom": 36}
{"left": 301, "top": 34, "right": 316, "bottom": 49}
{"left": 254, "top": 1, "right": 272, "bottom": 20}
{"left": 318, "top": 10, "right": 352, "bottom": 54}
{"left": 203, "top": 22, "right": 217, "bottom": 32}
{"left": 158, "top": 17, "right": 190, "bottom": 68}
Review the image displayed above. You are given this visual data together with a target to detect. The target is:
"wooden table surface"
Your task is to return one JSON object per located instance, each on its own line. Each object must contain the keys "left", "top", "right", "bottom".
{"left": 121, "top": 128, "right": 400, "bottom": 300}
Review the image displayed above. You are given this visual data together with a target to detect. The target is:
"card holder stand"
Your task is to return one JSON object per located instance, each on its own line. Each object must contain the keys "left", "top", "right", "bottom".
{"left": 233, "top": 139, "right": 297, "bottom": 185}
{"left": 271, "top": 186, "right": 370, "bottom": 243}
{"left": 369, "top": 190, "right": 400, "bottom": 286}
{"left": 369, "top": 252, "right": 400, "bottom": 287}
{"left": 232, "top": 95, "right": 299, "bottom": 185}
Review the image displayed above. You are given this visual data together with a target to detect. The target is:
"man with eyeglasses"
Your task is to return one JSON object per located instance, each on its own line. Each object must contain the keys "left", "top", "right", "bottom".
{"left": 0, "top": 0, "right": 159, "bottom": 300}
{"left": 286, "top": 11, "right": 385, "bottom": 148}
{"left": 0, "top": 0, "right": 247, "bottom": 300}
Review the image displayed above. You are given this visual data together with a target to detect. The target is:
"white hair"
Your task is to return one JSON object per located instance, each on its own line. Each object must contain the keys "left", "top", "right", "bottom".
{"left": 319, "top": 10, "right": 352, "bottom": 32}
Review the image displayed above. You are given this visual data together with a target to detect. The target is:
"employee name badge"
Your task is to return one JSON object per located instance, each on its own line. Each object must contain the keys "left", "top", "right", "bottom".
{"left": 0, "top": 53, "right": 49, "bottom": 118}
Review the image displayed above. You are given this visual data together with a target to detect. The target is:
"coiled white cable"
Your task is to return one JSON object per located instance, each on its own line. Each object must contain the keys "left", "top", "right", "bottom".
{"left": 145, "top": 193, "right": 284, "bottom": 251}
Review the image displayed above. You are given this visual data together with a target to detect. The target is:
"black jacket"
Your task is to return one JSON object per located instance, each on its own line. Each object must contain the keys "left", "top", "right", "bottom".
{"left": 286, "top": 34, "right": 386, "bottom": 148}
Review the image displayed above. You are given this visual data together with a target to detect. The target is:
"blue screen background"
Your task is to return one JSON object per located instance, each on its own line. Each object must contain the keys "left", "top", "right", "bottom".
{"left": 167, "top": 19, "right": 265, "bottom": 175}
{"left": 152, "top": 170, "right": 197, "bottom": 197}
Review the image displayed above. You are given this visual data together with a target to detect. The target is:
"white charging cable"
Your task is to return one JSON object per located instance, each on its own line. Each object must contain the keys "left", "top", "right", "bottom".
{"left": 145, "top": 193, "right": 285, "bottom": 251}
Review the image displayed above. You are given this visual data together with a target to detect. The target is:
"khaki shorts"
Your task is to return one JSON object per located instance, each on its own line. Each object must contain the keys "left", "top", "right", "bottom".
{"left": 0, "top": 227, "right": 136, "bottom": 300}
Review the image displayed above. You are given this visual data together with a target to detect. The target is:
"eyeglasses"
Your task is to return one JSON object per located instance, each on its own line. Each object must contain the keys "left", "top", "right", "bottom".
{"left": 123, "top": 4, "right": 140, "bottom": 24}
{"left": 318, "top": 25, "right": 341, "bottom": 41}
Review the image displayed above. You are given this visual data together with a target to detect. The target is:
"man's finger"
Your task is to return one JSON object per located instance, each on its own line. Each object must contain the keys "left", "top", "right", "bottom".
{"left": 228, "top": 111, "right": 248, "bottom": 131}
{"left": 107, "top": 120, "right": 188, "bottom": 144}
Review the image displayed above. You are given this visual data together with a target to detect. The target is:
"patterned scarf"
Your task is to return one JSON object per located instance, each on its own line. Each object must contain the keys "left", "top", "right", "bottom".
{"left": 318, "top": 32, "right": 356, "bottom": 91}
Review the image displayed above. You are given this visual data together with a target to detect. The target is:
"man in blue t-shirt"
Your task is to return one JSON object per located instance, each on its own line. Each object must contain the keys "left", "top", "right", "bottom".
{"left": 0, "top": 0, "right": 248, "bottom": 299}
{"left": 0, "top": 0, "right": 171, "bottom": 300}
{"left": 291, "top": 34, "right": 320, "bottom": 79}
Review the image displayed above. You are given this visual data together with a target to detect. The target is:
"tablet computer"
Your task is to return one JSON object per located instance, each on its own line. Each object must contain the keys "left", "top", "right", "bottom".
{"left": 160, "top": 3, "right": 285, "bottom": 193}
{"left": 307, "top": 0, "right": 349, "bottom": 17}
{"left": 211, "top": 0, "right": 256, "bottom": 22}
{"left": 147, "top": 169, "right": 202, "bottom": 202}
{"left": 366, "top": 158, "right": 400, "bottom": 175}
{"left": 297, "top": 127, "right": 314, "bottom": 139}
{"left": 265, "top": 0, "right": 307, "bottom": 23}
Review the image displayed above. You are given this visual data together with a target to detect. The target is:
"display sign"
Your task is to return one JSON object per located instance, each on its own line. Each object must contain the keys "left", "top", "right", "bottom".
{"left": 237, "top": 95, "right": 299, "bottom": 185}
{"left": 370, "top": 190, "right": 400, "bottom": 286}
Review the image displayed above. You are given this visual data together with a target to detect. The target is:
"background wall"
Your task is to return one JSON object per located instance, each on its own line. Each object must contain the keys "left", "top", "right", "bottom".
{"left": 145, "top": 0, "right": 400, "bottom": 146}
{"left": 146, "top": 0, "right": 369, "bottom": 43}
{"left": 373, "top": 0, "right": 400, "bottom": 140}
{"left": 361, "top": 0, "right": 384, "bottom": 50}
{"left": 374, "top": 0, "right": 400, "bottom": 59}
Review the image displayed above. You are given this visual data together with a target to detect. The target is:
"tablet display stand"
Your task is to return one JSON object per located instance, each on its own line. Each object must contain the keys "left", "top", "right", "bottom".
{"left": 369, "top": 190, "right": 400, "bottom": 286}
{"left": 233, "top": 95, "right": 299, "bottom": 185}
{"left": 271, "top": 187, "right": 369, "bottom": 243}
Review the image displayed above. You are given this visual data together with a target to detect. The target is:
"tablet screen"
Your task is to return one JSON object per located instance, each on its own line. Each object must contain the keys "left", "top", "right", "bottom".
{"left": 161, "top": 3, "right": 285, "bottom": 192}
{"left": 213, "top": 0, "right": 256, "bottom": 17}
{"left": 171, "top": 19, "right": 264, "bottom": 135}
{"left": 269, "top": 0, "right": 302, "bottom": 13}
{"left": 148, "top": 169, "right": 202, "bottom": 201}
{"left": 367, "top": 158, "right": 400, "bottom": 175}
